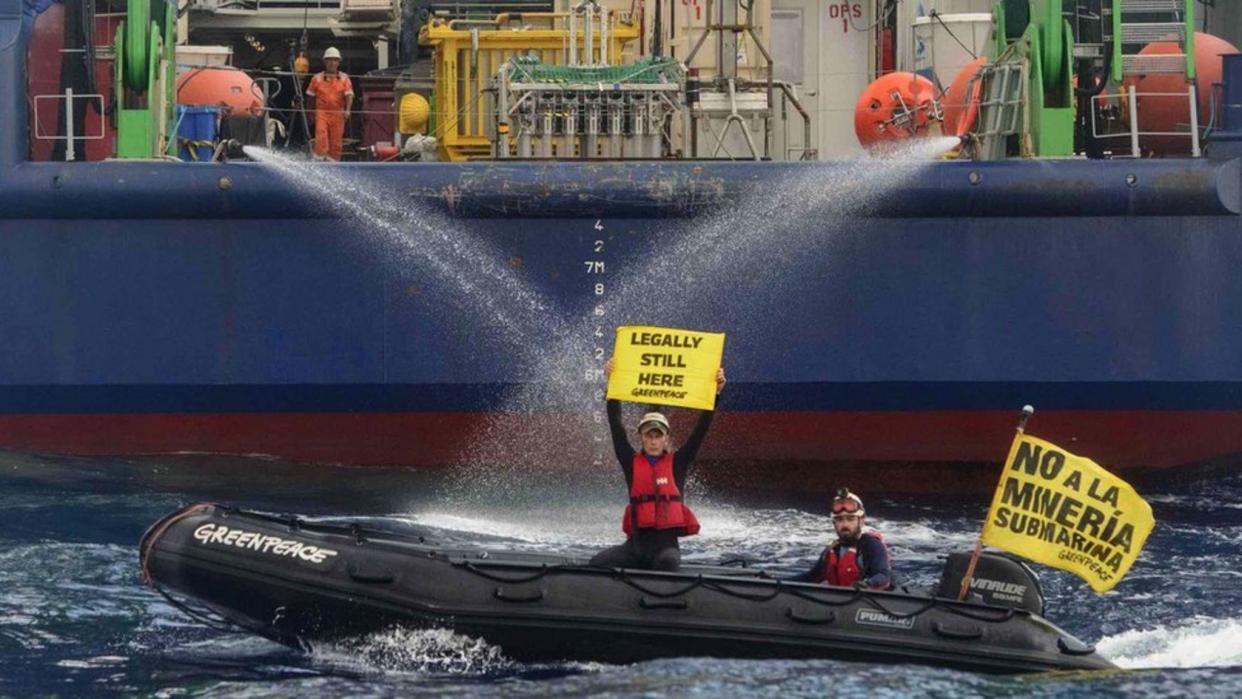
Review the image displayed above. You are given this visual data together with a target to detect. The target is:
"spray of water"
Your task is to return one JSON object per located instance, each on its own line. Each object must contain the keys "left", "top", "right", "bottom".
{"left": 245, "top": 141, "right": 958, "bottom": 527}
{"left": 443, "top": 140, "right": 957, "bottom": 516}
{"left": 243, "top": 147, "right": 570, "bottom": 349}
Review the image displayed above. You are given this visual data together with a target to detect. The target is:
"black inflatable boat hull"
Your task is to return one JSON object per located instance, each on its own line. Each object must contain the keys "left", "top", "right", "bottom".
{"left": 140, "top": 504, "right": 1115, "bottom": 673}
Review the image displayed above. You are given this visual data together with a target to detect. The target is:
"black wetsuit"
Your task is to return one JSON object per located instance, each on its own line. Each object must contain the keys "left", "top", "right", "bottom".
{"left": 588, "top": 399, "right": 714, "bottom": 572}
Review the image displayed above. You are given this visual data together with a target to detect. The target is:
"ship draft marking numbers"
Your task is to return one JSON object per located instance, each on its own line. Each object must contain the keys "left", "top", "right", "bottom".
{"left": 589, "top": 222, "right": 608, "bottom": 464}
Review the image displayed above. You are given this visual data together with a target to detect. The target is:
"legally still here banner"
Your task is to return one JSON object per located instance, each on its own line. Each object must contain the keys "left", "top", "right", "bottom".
{"left": 607, "top": 326, "right": 725, "bottom": 411}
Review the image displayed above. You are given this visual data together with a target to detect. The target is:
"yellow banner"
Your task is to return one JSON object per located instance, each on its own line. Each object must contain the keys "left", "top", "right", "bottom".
{"left": 981, "top": 434, "right": 1155, "bottom": 593}
{"left": 606, "top": 326, "right": 725, "bottom": 411}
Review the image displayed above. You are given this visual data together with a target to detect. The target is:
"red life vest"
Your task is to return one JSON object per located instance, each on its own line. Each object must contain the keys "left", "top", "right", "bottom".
{"left": 621, "top": 451, "right": 700, "bottom": 538}
{"left": 819, "top": 531, "right": 887, "bottom": 587}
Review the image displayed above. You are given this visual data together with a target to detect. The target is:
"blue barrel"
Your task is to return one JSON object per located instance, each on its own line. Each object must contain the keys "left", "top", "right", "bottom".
{"left": 175, "top": 106, "right": 220, "bottom": 162}
{"left": 1224, "top": 53, "right": 1242, "bottom": 133}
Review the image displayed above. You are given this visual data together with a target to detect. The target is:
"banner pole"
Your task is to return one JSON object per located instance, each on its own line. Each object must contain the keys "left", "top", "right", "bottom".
{"left": 957, "top": 405, "right": 1035, "bottom": 602}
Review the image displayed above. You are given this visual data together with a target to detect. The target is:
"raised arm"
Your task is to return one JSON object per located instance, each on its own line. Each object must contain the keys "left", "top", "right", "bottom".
{"left": 606, "top": 398, "right": 635, "bottom": 478}
{"left": 673, "top": 410, "right": 714, "bottom": 485}
{"left": 672, "top": 367, "right": 726, "bottom": 485}
{"left": 604, "top": 358, "right": 635, "bottom": 485}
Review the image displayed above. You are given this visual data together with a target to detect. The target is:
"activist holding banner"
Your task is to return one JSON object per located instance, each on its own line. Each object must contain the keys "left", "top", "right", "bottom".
{"left": 589, "top": 357, "right": 726, "bottom": 572}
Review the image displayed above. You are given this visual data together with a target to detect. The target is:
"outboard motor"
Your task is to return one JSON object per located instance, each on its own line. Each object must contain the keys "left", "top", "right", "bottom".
{"left": 936, "top": 552, "right": 1045, "bottom": 615}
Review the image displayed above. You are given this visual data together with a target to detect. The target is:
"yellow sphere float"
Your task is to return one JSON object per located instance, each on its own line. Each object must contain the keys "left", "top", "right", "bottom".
{"left": 399, "top": 93, "right": 431, "bottom": 135}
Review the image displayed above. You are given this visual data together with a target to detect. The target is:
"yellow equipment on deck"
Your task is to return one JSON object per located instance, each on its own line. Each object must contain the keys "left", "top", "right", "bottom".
{"left": 419, "top": 13, "right": 639, "bottom": 161}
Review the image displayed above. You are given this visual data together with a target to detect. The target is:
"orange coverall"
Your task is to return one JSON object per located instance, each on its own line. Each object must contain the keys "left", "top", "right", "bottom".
{"left": 307, "top": 71, "right": 354, "bottom": 160}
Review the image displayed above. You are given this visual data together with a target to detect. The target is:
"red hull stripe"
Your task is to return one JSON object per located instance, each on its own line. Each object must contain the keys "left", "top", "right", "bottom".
{"left": 1, "top": 410, "right": 1240, "bottom": 470}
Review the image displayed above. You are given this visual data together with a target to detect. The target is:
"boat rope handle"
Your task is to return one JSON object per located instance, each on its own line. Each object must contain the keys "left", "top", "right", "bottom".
{"left": 942, "top": 603, "right": 1016, "bottom": 623}
{"left": 932, "top": 621, "right": 984, "bottom": 640}
{"left": 783, "top": 585, "right": 864, "bottom": 607}
{"left": 460, "top": 561, "right": 556, "bottom": 583}
{"left": 493, "top": 586, "right": 546, "bottom": 603}
{"left": 616, "top": 571, "right": 704, "bottom": 598}
{"left": 639, "top": 596, "right": 689, "bottom": 610}
{"left": 698, "top": 580, "right": 783, "bottom": 602}
{"left": 784, "top": 608, "right": 837, "bottom": 625}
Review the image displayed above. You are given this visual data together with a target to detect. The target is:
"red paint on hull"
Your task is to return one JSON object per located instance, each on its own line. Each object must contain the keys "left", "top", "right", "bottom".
{"left": 1, "top": 411, "right": 1240, "bottom": 474}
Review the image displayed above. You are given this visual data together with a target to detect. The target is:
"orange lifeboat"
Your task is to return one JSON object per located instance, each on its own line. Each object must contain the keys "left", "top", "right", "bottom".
{"left": 854, "top": 72, "right": 940, "bottom": 151}
{"left": 175, "top": 67, "right": 264, "bottom": 116}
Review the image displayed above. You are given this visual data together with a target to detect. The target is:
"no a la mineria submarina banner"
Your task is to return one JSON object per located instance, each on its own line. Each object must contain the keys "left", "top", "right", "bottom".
{"left": 607, "top": 326, "right": 725, "bottom": 411}
{"left": 981, "top": 434, "right": 1155, "bottom": 593}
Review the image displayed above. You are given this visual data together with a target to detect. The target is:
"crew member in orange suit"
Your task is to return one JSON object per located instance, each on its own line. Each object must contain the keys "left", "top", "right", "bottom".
{"left": 306, "top": 47, "right": 354, "bottom": 160}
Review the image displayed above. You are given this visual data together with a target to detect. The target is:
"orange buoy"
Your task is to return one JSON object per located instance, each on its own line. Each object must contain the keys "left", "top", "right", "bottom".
{"left": 942, "top": 57, "right": 987, "bottom": 138}
{"left": 1122, "top": 32, "right": 1239, "bottom": 155}
{"left": 176, "top": 67, "right": 264, "bottom": 116}
{"left": 854, "top": 72, "right": 940, "bottom": 151}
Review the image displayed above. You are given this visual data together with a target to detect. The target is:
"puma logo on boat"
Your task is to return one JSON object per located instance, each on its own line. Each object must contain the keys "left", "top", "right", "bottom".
{"left": 193, "top": 523, "right": 339, "bottom": 565}
{"left": 855, "top": 608, "right": 916, "bottom": 630}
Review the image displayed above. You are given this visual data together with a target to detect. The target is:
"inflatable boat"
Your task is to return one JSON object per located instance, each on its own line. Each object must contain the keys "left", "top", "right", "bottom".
{"left": 140, "top": 503, "right": 1116, "bottom": 673}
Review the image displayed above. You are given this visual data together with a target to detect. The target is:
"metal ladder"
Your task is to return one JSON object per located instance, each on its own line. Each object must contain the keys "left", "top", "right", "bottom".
{"left": 972, "top": 58, "right": 1027, "bottom": 160}
{"left": 1110, "top": 0, "right": 1195, "bottom": 83}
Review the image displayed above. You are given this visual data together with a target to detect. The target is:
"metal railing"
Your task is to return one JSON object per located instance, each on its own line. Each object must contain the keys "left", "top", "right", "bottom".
{"left": 32, "top": 90, "right": 107, "bottom": 162}
{"left": 191, "top": 0, "right": 342, "bottom": 12}
{"left": 1090, "top": 84, "right": 1201, "bottom": 157}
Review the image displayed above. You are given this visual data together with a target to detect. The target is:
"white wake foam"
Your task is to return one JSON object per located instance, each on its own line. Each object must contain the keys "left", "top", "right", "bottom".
{"left": 1096, "top": 616, "right": 1242, "bottom": 669}
{"left": 312, "top": 627, "right": 513, "bottom": 675}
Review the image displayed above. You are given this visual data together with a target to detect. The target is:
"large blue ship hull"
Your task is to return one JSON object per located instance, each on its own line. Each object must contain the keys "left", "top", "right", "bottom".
{"left": 1, "top": 157, "right": 1241, "bottom": 488}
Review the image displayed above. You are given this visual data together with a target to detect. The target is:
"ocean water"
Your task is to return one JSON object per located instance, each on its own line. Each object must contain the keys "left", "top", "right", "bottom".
{"left": 2, "top": 450, "right": 1241, "bottom": 697}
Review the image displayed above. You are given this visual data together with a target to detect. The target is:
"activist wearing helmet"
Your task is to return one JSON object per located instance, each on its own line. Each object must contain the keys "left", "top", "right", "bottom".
{"left": 781, "top": 486, "right": 893, "bottom": 588}
{"left": 832, "top": 487, "right": 867, "bottom": 545}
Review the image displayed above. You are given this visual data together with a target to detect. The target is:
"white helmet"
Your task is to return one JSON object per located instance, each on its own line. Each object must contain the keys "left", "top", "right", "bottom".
{"left": 323, "top": 47, "right": 341, "bottom": 60}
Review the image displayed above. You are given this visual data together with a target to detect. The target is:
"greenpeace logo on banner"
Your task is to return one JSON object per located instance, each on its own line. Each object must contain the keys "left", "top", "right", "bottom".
{"left": 971, "top": 577, "right": 1027, "bottom": 604}
{"left": 855, "top": 608, "right": 915, "bottom": 630}
{"left": 193, "top": 523, "right": 339, "bottom": 565}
